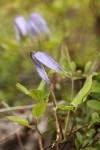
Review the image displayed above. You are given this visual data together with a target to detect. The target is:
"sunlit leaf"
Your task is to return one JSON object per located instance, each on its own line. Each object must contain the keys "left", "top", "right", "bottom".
{"left": 71, "top": 75, "right": 93, "bottom": 108}
{"left": 53, "top": 105, "right": 74, "bottom": 111}
{"left": 84, "top": 61, "right": 92, "bottom": 74}
{"left": 32, "top": 100, "right": 46, "bottom": 119}
{"left": 16, "top": 83, "right": 29, "bottom": 94}
{"left": 6, "top": 116, "right": 30, "bottom": 127}
{"left": 29, "top": 89, "right": 49, "bottom": 101}
{"left": 38, "top": 79, "right": 46, "bottom": 91}
{"left": 70, "top": 61, "right": 76, "bottom": 72}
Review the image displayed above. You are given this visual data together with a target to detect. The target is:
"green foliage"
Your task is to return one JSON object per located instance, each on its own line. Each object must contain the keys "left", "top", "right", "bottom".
{"left": 32, "top": 100, "right": 46, "bottom": 119}
{"left": 6, "top": 116, "right": 30, "bottom": 127}
{"left": 29, "top": 89, "right": 49, "bottom": 101}
{"left": 16, "top": 82, "right": 49, "bottom": 101}
{"left": 87, "top": 100, "right": 100, "bottom": 110}
{"left": 71, "top": 75, "right": 93, "bottom": 108}
{"left": 76, "top": 132, "right": 83, "bottom": 146}
{"left": 0, "top": 0, "right": 100, "bottom": 149}
{"left": 16, "top": 83, "right": 29, "bottom": 95}
{"left": 91, "top": 112, "right": 99, "bottom": 122}
{"left": 84, "top": 61, "right": 92, "bottom": 75}
{"left": 53, "top": 105, "right": 74, "bottom": 111}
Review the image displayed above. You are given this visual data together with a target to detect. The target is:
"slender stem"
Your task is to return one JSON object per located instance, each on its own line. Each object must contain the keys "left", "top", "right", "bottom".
{"left": 64, "top": 74, "right": 74, "bottom": 137}
{"left": 71, "top": 75, "right": 74, "bottom": 101}
{"left": 36, "top": 119, "right": 42, "bottom": 136}
{"left": 49, "top": 83, "right": 63, "bottom": 141}
{"left": 64, "top": 110, "right": 70, "bottom": 137}
{"left": 38, "top": 135, "right": 44, "bottom": 150}
{"left": 36, "top": 119, "right": 44, "bottom": 150}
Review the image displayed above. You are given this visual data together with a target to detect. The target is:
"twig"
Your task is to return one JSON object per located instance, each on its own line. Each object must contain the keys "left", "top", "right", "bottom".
{"left": 44, "top": 143, "right": 53, "bottom": 150}
{"left": 36, "top": 119, "right": 44, "bottom": 150}
{"left": 0, "top": 126, "right": 24, "bottom": 142}
{"left": 38, "top": 135, "right": 44, "bottom": 150}
{"left": 66, "top": 124, "right": 89, "bottom": 136}
{"left": 0, "top": 101, "right": 65, "bottom": 113}
{"left": 16, "top": 131, "right": 24, "bottom": 150}
{"left": 0, "top": 104, "right": 35, "bottom": 113}
{"left": 1, "top": 101, "right": 24, "bottom": 150}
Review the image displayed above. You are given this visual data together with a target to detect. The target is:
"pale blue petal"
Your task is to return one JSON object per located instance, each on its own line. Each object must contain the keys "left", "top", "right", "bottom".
{"left": 32, "top": 52, "right": 63, "bottom": 73}
{"left": 29, "top": 13, "right": 50, "bottom": 35}
{"left": 33, "top": 57, "right": 50, "bottom": 84}
{"left": 14, "top": 16, "right": 27, "bottom": 38}
{"left": 28, "top": 19, "right": 40, "bottom": 35}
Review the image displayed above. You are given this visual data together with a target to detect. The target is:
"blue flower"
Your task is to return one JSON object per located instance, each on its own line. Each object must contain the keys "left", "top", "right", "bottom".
{"left": 14, "top": 13, "right": 50, "bottom": 41}
{"left": 14, "top": 16, "right": 27, "bottom": 41}
{"left": 29, "top": 13, "right": 50, "bottom": 36}
{"left": 31, "top": 51, "right": 64, "bottom": 84}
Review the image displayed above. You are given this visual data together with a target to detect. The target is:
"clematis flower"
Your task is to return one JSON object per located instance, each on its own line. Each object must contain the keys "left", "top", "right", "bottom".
{"left": 30, "top": 51, "right": 64, "bottom": 84}
{"left": 29, "top": 13, "right": 50, "bottom": 36}
{"left": 14, "top": 16, "right": 27, "bottom": 41}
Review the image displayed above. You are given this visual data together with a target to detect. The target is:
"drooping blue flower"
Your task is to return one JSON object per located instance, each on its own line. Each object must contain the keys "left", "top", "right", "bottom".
{"left": 14, "top": 16, "right": 27, "bottom": 41}
{"left": 31, "top": 51, "right": 64, "bottom": 84}
{"left": 33, "top": 57, "right": 50, "bottom": 84}
{"left": 29, "top": 13, "right": 50, "bottom": 36}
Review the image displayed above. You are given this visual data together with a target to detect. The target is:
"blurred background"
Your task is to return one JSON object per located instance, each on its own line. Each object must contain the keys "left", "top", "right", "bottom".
{"left": 0, "top": 0, "right": 100, "bottom": 106}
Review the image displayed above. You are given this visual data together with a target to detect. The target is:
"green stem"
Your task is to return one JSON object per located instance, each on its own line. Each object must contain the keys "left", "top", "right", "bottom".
{"left": 49, "top": 83, "right": 64, "bottom": 141}
{"left": 64, "top": 74, "right": 74, "bottom": 137}
{"left": 71, "top": 75, "right": 74, "bottom": 101}
{"left": 64, "top": 110, "right": 70, "bottom": 137}
{"left": 36, "top": 119, "right": 42, "bottom": 136}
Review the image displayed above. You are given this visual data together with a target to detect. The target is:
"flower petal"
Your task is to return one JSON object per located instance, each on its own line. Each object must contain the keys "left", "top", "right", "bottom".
{"left": 32, "top": 52, "right": 63, "bottom": 73}
{"left": 14, "top": 16, "right": 27, "bottom": 41}
{"left": 28, "top": 19, "right": 40, "bottom": 35}
{"left": 29, "top": 13, "right": 50, "bottom": 35}
{"left": 33, "top": 57, "right": 50, "bottom": 84}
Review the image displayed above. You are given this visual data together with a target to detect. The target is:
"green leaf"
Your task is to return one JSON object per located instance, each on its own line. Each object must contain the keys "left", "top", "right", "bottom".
{"left": 6, "top": 116, "right": 30, "bottom": 127}
{"left": 32, "top": 101, "right": 46, "bottom": 119}
{"left": 16, "top": 83, "right": 29, "bottom": 95}
{"left": 71, "top": 75, "right": 93, "bottom": 108}
{"left": 16, "top": 82, "right": 49, "bottom": 101}
{"left": 75, "top": 138, "right": 81, "bottom": 149}
{"left": 70, "top": 61, "right": 76, "bottom": 72}
{"left": 82, "top": 139, "right": 90, "bottom": 147}
{"left": 87, "top": 100, "right": 100, "bottom": 110}
{"left": 91, "top": 112, "right": 99, "bottom": 122}
{"left": 53, "top": 105, "right": 74, "bottom": 111}
{"left": 61, "top": 42, "right": 71, "bottom": 71}
{"left": 76, "top": 132, "right": 83, "bottom": 146}
{"left": 95, "top": 73, "right": 100, "bottom": 82}
{"left": 29, "top": 89, "right": 49, "bottom": 101}
{"left": 90, "top": 92, "right": 100, "bottom": 100}
{"left": 38, "top": 79, "right": 47, "bottom": 91}
{"left": 92, "top": 82, "right": 100, "bottom": 93}
{"left": 84, "top": 61, "right": 92, "bottom": 74}
{"left": 86, "top": 129, "right": 95, "bottom": 138}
